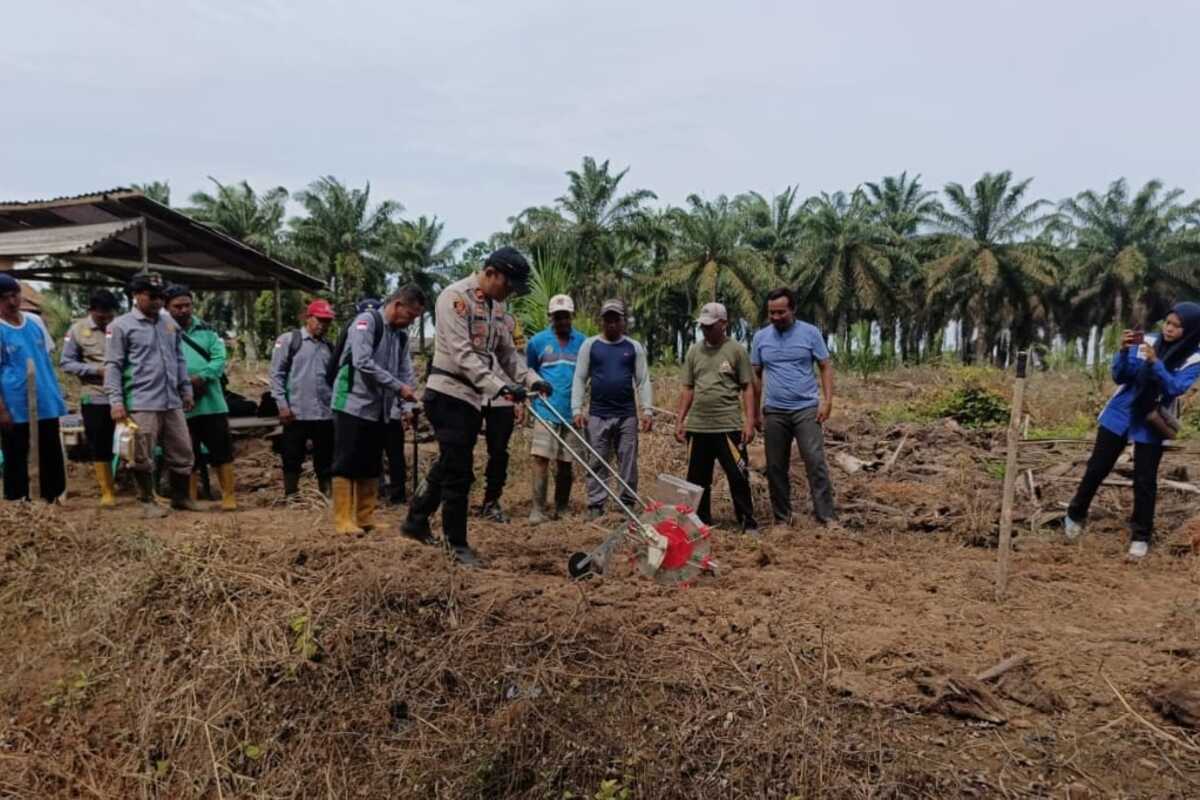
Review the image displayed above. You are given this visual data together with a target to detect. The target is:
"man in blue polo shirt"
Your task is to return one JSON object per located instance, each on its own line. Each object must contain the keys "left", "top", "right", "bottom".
{"left": 526, "top": 294, "right": 585, "bottom": 524}
{"left": 751, "top": 287, "right": 837, "bottom": 527}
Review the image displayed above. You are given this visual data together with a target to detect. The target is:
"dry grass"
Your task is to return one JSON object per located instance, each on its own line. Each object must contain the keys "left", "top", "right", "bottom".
{"left": 4, "top": 365, "right": 1200, "bottom": 799}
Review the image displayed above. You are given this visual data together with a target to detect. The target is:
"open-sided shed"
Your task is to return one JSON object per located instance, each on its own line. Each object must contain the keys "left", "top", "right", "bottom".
{"left": 0, "top": 188, "right": 323, "bottom": 293}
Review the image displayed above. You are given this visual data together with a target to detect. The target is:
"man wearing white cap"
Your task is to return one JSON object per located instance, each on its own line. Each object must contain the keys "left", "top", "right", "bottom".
{"left": 674, "top": 302, "right": 760, "bottom": 534}
{"left": 525, "top": 294, "right": 586, "bottom": 523}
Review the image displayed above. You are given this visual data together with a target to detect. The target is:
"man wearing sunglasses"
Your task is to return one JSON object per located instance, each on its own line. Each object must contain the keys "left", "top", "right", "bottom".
{"left": 402, "top": 246, "right": 551, "bottom": 567}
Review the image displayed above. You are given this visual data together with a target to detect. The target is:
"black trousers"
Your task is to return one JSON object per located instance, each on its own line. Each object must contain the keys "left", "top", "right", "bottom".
{"left": 1, "top": 418, "right": 66, "bottom": 503}
{"left": 483, "top": 405, "right": 515, "bottom": 504}
{"left": 384, "top": 419, "right": 407, "bottom": 501}
{"left": 408, "top": 390, "right": 483, "bottom": 548}
{"left": 187, "top": 413, "right": 234, "bottom": 467}
{"left": 332, "top": 412, "right": 386, "bottom": 479}
{"left": 279, "top": 419, "right": 334, "bottom": 478}
{"left": 81, "top": 403, "right": 115, "bottom": 461}
{"left": 685, "top": 431, "right": 758, "bottom": 528}
{"left": 1068, "top": 425, "right": 1165, "bottom": 542}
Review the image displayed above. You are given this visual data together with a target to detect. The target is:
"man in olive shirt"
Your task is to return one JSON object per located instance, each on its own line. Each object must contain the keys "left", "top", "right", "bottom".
{"left": 674, "top": 302, "right": 759, "bottom": 534}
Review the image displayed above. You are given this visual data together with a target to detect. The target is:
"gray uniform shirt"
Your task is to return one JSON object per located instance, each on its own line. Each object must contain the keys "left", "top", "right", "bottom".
{"left": 427, "top": 273, "right": 539, "bottom": 410}
{"left": 60, "top": 315, "right": 109, "bottom": 405}
{"left": 269, "top": 328, "right": 334, "bottom": 421}
{"left": 331, "top": 310, "right": 413, "bottom": 423}
{"left": 104, "top": 308, "right": 193, "bottom": 411}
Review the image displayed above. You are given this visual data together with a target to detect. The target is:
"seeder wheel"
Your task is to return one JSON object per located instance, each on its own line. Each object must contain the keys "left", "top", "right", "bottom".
{"left": 567, "top": 551, "right": 594, "bottom": 580}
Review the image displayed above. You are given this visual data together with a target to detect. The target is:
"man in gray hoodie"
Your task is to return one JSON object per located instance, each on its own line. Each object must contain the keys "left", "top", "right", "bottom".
{"left": 329, "top": 286, "right": 424, "bottom": 535}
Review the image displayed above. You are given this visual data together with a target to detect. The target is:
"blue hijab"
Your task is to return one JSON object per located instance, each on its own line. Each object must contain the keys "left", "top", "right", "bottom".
{"left": 1131, "top": 301, "right": 1200, "bottom": 416}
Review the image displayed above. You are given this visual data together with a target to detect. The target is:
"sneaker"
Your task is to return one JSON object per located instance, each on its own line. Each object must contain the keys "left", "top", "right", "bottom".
{"left": 450, "top": 545, "right": 483, "bottom": 568}
{"left": 528, "top": 508, "right": 548, "bottom": 526}
{"left": 1063, "top": 515, "right": 1085, "bottom": 541}
{"left": 585, "top": 507, "right": 605, "bottom": 522}
{"left": 742, "top": 524, "right": 762, "bottom": 538}
{"left": 400, "top": 517, "right": 437, "bottom": 545}
{"left": 479, "top": 502, "right": 510, "bottom": 524}
{"left": 1127, "top": 541, "right": 1149, "bottom": 560}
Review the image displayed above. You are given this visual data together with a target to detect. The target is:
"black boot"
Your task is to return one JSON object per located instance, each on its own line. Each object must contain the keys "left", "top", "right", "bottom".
{"left": 554, "top": 463, "right": 573, "bottom": 519}
{"left": 283, "top": 471, "right": 301, "bottom": 496}
{"left": 317, "top": 476, "right": 331, "bottom": 497}
{"left": 133, "top": 470, "right": 167, "bottom": 519}
{"left": 169, "top": 471, "right": 200, "bottom": 511}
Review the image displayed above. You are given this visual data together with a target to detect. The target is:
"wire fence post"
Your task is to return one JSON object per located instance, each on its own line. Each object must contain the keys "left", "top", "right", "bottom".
{"left": 996, "top": 351, "right": 1027, "bottom": 599}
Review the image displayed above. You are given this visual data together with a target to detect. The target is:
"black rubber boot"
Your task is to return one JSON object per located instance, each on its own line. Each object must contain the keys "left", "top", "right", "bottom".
{"left": 169, "top": 472, "right": 201, "bottom": 511}
{"left": 553, "top": 463, "right": 573, "bottom": 518}
{"left": 133, "top": 470, "right": 168, "bottom": 519}
{"left": 283, "top": 471, "right": 301, "bottom": 496}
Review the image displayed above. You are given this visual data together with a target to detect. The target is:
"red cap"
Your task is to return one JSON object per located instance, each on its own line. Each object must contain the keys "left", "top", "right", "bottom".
{"left": 306, "top": 299, "right": 335, "bottom": 320}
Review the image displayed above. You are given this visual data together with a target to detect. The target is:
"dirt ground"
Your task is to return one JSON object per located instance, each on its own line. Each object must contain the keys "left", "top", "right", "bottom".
{"left": 3, "top": 366, "right": 1200, "bottom": 799}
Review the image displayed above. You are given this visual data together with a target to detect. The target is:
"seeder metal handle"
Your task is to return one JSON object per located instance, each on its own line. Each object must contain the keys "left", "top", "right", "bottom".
{"left": 527, "top": 405, "right": 644, "bottom": 528}
{"left": 536, "top": 401, "right": 645, "bottom": 509}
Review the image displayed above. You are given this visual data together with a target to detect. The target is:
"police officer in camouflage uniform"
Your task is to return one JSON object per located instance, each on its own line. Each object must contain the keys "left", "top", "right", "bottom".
{"left": 104, "top": 271, "right": 196, "bottom": 518}
{"left": 329, "top": 286, "right": 425, "bottom": 535}
{"left": 402, "top": 247, "right": 551, "bottom": 567}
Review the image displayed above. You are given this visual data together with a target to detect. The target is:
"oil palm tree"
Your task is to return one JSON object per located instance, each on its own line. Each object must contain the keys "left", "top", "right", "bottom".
{"left": 792, "top": 191, "right": 910, "bottom": 354}
{"left": 1060, "top": 178, "right": 1200, "bottom": 330}
{"left": 659, "top": 194, "right": 772, "bottom": 331}
{"left": 926, "top": 171, "right": 1058, "bottom": 362}
{"left": 735, "top": 186, "right": 808, "bottom": 270}
{"left": 511, "top": 157, "right": 656, "bottom": 304}
{"left": 863, "top": 173, "right": 941, "bottom": 361}
{"left": 132, "top": 181, "right": 172, "bottom": 206}
{"left": 863, "top": 172, "right": 940, "bottom": 238}
{"left": 290, "top": 176, "right": 400, "bottom": 307}
{"left": 382, "top": 215, "right": 465, "bottom": 353}
{"left": 187, "top": 178, "right": 290, "bottom": 358}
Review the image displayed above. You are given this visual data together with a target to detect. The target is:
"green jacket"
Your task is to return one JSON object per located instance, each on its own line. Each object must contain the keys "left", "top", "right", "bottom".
{"left": 179, "top": 318, "right": 228, "bottom": 418}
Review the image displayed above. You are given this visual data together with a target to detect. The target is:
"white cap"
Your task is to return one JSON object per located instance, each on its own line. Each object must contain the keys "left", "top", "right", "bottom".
{"left": 548, "top": 294, "right": 575, "bottom": 315}
{"left": 697, "top": 302, "right": 727, "bottom": 325}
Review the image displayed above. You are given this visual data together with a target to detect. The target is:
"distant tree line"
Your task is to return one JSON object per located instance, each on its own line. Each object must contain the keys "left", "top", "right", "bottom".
{"left": 105, "top": 159, "right": 1200, "bottom": 367}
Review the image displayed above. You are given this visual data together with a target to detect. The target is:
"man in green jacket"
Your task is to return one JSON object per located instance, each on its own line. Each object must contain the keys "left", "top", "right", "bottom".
{"left": 164, "top": 285, "right": 237, "bottom": 511}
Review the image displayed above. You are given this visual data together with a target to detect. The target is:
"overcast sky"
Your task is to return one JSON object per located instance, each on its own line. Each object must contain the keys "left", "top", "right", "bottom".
{"left": 3, "top": 0, "right": 1197, "bottom": 245}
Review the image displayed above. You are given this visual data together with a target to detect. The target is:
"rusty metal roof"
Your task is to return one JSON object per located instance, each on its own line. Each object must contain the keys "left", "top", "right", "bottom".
{"left": 0, "top": 189, "right": 325, "bottom": 292}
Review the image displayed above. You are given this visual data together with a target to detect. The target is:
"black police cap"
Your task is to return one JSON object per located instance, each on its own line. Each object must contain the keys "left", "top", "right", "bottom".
{"left": 128, "top": 269, "right": 165, "bottom": 295}
{"left": 484, "top": 246, "right": 531, "bottom": 292}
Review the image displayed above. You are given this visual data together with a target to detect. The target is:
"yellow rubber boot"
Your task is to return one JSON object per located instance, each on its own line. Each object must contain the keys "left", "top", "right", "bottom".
{"left": 355, "top": 479, "right": 379, "bottom": 532}
{"left": 332, "top": 477, "right": 364, "bottom": 535}
{"left": 94, "top": 462, "right": 116, "bottom": 508}
{"left": 217, "top": 463, "right": 237, "bottom": 511}
{"left": 188, "top": 472, "right": 200, "bottom": 503}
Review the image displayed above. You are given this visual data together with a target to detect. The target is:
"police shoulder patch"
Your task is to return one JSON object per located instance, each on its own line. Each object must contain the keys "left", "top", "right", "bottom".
{"left": 453, "top": 298, "right": 468, "bottom": 317}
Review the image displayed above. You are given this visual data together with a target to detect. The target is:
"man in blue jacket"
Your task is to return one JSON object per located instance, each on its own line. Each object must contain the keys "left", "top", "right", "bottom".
{"left": 526, "top": 294, "right": 585, "bottom": 523}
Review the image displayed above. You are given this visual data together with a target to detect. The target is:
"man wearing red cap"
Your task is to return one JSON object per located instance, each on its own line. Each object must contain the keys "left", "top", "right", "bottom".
{"left": 269, "top": 299, "right": 337, "bottom": 496}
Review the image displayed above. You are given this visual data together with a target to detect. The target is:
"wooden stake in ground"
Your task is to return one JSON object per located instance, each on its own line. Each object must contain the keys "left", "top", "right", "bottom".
{"left": 996, "top": 351, "right": 1027, "bottom": 599}
{"left": 25, "top": 358, "right": 39, "bottom": 501}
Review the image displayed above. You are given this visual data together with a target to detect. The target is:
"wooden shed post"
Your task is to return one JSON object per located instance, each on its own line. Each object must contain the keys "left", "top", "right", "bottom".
{"left": 274, "top": 279, "right": 282, "bottom": 337}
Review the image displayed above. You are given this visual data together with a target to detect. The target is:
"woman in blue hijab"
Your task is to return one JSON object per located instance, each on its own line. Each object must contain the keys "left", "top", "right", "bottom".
{"left": 1065, "top": 302, "right": 1200, "bottom": 559}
